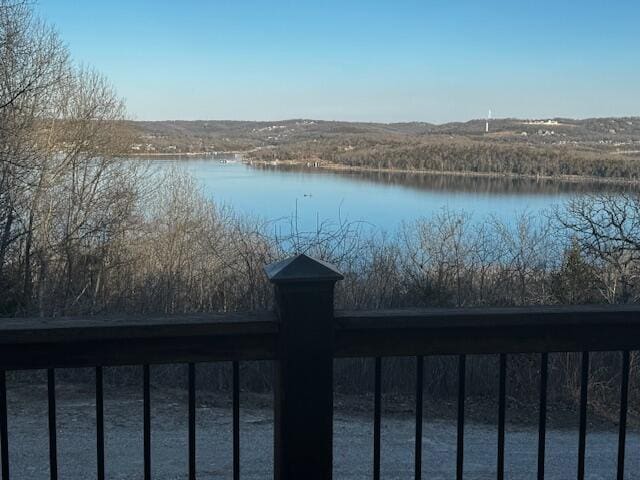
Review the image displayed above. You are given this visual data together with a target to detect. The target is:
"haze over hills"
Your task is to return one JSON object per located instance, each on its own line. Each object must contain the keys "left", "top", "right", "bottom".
{"left": 128, "top": 117, "right": 640, "bottom": 182}
{"left": 129, "top": 117, "right": 640, "bottom": 153}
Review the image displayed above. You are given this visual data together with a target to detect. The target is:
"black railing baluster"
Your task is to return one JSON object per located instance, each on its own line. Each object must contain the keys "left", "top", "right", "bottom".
{"left": 538, "top": 353, "right": 548, "bottom": 480}
{"left": 143, "top": 365, "right": 151, "bottom": 480}
{"left": 497, "top": 354, "right": 506, "bottom": 480}
{"left": 47, "top": 369, "right": 57, "bottom": 480}
{"left": 617, "top": 351, "right": 630, "bottom": 480}
{"left": 577, "top": 352, "right": 589, "bottom": 480}
{"left": 188, "top": 363, "right": 196, "bottom": 480}
{"left": 233, "top": 361, "right": 240, "bottom": 480}
{"left": 96, "top": 367, "right": 105, "bottom": 480}
{"left": 0, "top": 370, "right": 8, "bottom": 480}
{"left": 457, "top": 354, "right": 466, "bottom": 480}
{"left": 373, "top": 357, "right": 381, "bottom": 480}
{"left": 415, "top": 356, "right": 424, "bottom": 480}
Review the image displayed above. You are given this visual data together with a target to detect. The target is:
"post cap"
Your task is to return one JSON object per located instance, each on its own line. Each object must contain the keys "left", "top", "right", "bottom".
{"left": 264, "top": 254, "right": 344, "bottom": 284}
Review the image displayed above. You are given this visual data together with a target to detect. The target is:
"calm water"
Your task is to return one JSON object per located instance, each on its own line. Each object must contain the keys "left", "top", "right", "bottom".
{"left": 153, "top": 156, "right": 627, "bottom": 235}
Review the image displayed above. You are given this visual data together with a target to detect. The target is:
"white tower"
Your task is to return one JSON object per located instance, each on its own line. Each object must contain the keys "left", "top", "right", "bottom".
{"left": 486, "top": 109, "right": 492, "bottom": 133}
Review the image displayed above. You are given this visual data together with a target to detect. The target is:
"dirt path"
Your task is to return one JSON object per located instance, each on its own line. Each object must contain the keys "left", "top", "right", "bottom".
{"left": 2, "top": 383, "right": 637, "bottom": 479}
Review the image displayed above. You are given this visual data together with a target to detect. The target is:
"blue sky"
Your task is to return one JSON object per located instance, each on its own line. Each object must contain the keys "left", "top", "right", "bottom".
{"left": 38, "top": 1, "right": 640, "bottom": 123}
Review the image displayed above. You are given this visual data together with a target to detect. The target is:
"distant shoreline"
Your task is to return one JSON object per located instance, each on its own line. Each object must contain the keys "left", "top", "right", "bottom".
{"left": 130, "top": 152, "right": 640, "bottom": 186}
{"left": 129, "top": 151, "right": 244, "bottom": 157}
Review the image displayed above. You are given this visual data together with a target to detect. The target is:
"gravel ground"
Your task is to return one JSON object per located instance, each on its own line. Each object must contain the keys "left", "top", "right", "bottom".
{"left": 1, "top": 381, "right": 638, "bottom": 479}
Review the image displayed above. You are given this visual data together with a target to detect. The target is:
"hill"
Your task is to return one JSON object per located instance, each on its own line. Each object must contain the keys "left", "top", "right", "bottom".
{"left": 127, "top": 117, "right": 640, "bottom": 181}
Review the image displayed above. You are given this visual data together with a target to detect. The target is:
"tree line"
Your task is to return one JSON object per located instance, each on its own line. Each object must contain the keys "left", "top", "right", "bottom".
{"left": 250, "top": 136, "right": 640, "bottom": 181}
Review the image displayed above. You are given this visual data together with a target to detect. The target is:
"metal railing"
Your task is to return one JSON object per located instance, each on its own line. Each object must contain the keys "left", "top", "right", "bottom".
{"left": 1, "top": 254, "right": 640, "bottom": 480}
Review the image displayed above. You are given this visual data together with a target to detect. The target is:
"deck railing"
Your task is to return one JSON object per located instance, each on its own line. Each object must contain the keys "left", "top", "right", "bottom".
{"left": 1, "top": 253, "right": 640, "bottom": 479}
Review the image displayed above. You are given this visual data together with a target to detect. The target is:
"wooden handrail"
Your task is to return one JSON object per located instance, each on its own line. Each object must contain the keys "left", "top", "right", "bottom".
{"left": 335, "top": 305, "right": 640, "bottom": 357}
{"left": 3, "top": 304, "right": 640, "bottom": 368}
{"left": 0, "top": 311, "right": 278, "bottom": 369}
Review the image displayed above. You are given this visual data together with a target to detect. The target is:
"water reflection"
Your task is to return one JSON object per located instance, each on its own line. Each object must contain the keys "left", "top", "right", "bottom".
{"left": 250, "top": 164, "right": 633, "bottom": 196}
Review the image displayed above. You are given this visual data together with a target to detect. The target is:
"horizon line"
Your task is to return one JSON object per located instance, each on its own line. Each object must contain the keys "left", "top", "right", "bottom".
{"left": 127, "top": 115, "right": 640, "bottom": 125}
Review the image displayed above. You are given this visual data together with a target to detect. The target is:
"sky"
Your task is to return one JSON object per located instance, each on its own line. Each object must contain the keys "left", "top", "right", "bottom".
{"left": 37, "top": 1, "right": 640, "bottom": 123}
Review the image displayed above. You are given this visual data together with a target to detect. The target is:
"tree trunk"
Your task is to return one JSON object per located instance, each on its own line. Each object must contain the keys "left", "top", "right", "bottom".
{"left": 0, "top": 206, "right": 14, "bottom": 280}
{"left": 22, "top": 211, "right": 34, "bottom": 309}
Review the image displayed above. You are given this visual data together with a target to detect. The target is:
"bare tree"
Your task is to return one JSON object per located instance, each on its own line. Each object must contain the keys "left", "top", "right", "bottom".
{"left": 0, "top": 0, "right": 68, "bottom": 291}
{"left": 559, "top": 194, "right": 640, "bottom": 303}
{"left": 0, "top": 1, "right": 141, "bottom": 315}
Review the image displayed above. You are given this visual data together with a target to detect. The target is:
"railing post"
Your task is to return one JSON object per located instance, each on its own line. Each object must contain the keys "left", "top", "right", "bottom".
{"left": 265, "top": 254, "right": 343, "bottom": 480}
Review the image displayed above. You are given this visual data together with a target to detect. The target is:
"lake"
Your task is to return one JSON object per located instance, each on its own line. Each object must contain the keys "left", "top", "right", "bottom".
{"left": 153, "top": 156, "right": 628, "bottom": 235}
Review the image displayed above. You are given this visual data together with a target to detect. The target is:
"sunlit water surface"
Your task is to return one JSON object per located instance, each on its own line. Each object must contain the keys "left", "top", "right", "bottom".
{"left": 150, "top": 156, "right": 628, "bottom": 236}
